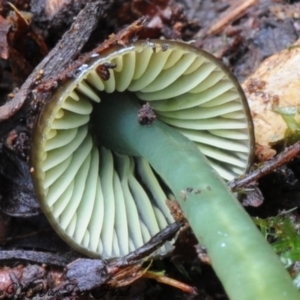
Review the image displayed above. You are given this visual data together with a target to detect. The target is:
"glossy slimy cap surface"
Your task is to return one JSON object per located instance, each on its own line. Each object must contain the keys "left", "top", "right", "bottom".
{"left": 31, "top": 40, "right": 254, "bottom": 258}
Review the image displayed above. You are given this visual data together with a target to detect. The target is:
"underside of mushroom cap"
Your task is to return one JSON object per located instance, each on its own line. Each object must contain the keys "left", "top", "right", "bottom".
{"left": 31, "top": 40, "right": 254, "bottom": 258}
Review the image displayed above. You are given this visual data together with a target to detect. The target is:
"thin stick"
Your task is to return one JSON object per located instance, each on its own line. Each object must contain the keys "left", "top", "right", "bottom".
{"left": 143, "top": 271, "right": 198, "bottom": 294}
{"left": 229, "top": 141, "right": 300, "bottom": 190}
{"left": 208, "top": 0, "right": 258, "bottom": 35}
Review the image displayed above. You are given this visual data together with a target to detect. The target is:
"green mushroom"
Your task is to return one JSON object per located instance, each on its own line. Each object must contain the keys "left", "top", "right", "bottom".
{"left": 31, "top": 40, "right": 299, "bottom": 300}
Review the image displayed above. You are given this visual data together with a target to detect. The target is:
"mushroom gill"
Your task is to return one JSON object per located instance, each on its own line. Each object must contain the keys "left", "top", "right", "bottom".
{"left": 31, "top": 40, "right": 254, "bottom": 258}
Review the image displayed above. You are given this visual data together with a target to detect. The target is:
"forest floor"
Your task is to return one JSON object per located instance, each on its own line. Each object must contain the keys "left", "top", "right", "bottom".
{"left": 0, "top": 0, "right": 300, "bottom": 299}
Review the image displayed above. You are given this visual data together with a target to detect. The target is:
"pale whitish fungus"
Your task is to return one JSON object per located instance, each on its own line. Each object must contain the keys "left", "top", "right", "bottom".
{"left": 31, "top": 40, "right": 254, "bottom": 258}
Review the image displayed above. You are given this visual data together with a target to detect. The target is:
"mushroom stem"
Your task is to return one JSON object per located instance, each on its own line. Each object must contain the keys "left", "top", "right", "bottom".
{"left": 93, "top": 92, "right": 299, "bottom": 300}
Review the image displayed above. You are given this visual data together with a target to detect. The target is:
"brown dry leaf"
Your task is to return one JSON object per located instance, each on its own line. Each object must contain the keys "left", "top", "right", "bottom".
{"left": 243, "top": 39, "right": 300, "bottom": 158}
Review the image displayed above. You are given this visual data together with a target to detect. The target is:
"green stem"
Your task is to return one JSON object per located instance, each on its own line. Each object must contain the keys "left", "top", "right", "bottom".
{"left": 94, "top": 92, "right": 299, "bottom": 300}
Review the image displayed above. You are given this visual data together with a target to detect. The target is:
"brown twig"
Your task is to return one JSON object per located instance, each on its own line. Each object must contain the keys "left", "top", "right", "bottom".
{"left": 208, "top": 0, "right": 258, "bottom": 35}
{"left": 229, "top": 141, "right": 300, "bottom": 190}
{"left": 143, "top": 271, "right": 198, "bottom": 294}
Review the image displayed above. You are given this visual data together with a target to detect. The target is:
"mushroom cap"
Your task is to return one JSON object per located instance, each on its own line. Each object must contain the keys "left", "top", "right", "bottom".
{"left": 31, "top": 40, "right": 254, "bottom": 258}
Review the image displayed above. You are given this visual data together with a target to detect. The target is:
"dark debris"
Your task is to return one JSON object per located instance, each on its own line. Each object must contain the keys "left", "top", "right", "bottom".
{"left": 137, "top": 102, "right": 156, "bottom": 125}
